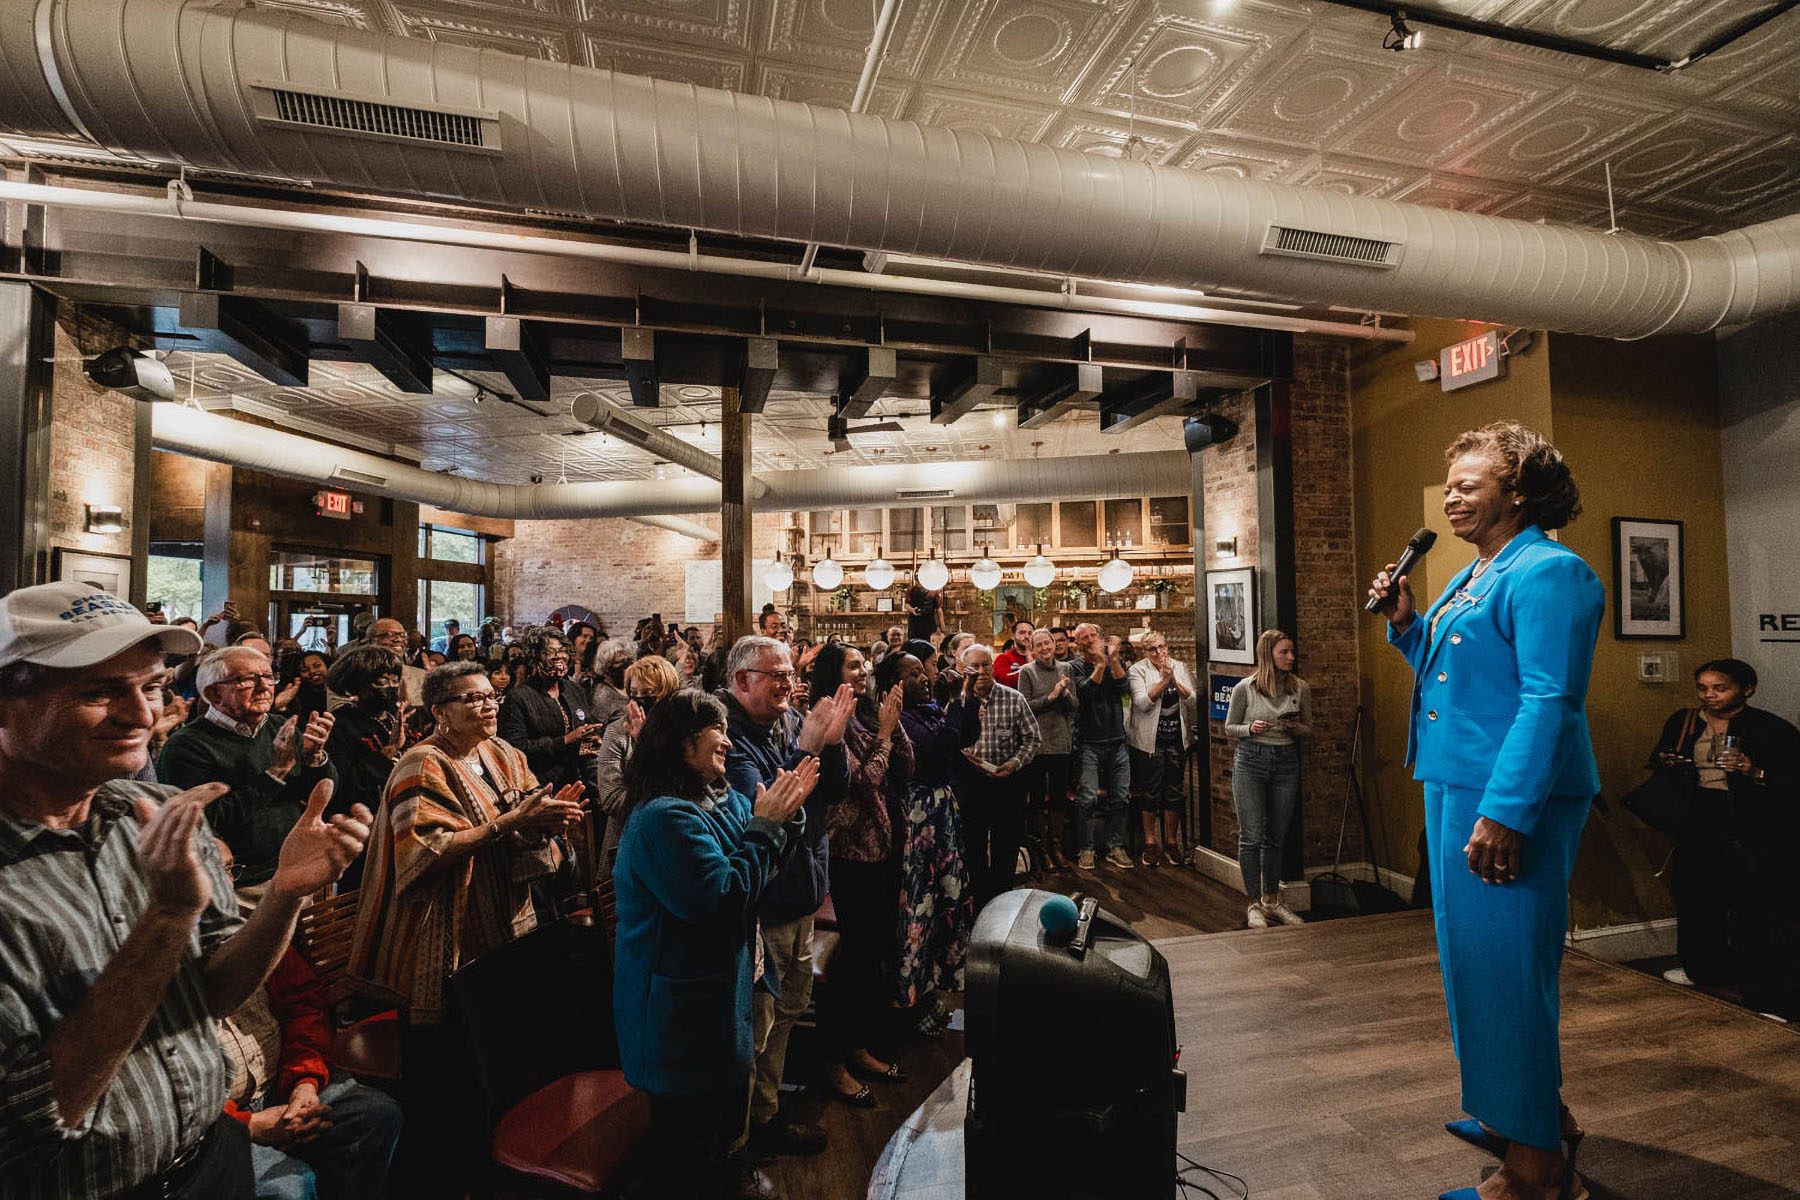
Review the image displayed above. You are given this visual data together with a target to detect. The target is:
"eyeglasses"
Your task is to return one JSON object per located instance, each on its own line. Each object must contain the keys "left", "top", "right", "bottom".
{"left": 224, "top": 672, "right": 277, "bottom": 691}
{"left": 627, "top": 693, "right": 659, "bottom": 703}
{"left": 744, "top": 668, "right": 796, "bottom": 686}
{"left": 447, "top": 691, "right": 500, "bottom": 709}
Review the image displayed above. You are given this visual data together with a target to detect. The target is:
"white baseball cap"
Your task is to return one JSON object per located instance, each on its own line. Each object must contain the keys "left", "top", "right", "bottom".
{"left": 0, "top": 581, "right": 202, "bottom": 670}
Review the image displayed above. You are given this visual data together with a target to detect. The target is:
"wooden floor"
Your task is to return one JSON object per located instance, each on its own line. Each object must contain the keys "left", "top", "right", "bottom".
{"left": 864, "top": 908, "right": 1800, "bottom": 1200}
{"left": 766, "top": 859, "right": 1252, "bottom": 1200}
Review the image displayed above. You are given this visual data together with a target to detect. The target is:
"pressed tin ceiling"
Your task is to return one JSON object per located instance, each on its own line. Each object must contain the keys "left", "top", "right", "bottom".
{"left": 182, "top": 0, "right": 1800, "bottom": 240}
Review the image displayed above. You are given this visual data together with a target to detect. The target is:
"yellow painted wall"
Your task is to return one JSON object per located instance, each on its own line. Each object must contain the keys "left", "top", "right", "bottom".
{"left": 1351, "top": 318, "right": 1553, "bottom": 892}
{"left": 1352, "top": 322, "right": 1727, "bottom": 930}
{"left": 1549, "top": 334, "right": 1728, "bottom": 928}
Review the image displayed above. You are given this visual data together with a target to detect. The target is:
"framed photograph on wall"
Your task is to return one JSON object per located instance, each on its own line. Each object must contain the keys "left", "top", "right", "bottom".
{"left": 1612, "top": 517, "right": 1684, "bottom": 639}
{"left": 53, "top": 547, "right": 133, "bottom": 599}
{"left": 1204, "top": 567, "right": 1256, "bottom": 665}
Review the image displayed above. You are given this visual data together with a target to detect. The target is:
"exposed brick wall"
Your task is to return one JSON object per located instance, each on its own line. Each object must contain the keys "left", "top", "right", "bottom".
{"left": 1198, "top": 388, "right": 1258, "bottom": 858}
{"left": 47, "top": 320, "right": 138, "bottom": 566}
{"left": 1290, "top": 336, "right": 1362, "bottom": 867}
{"left": 494, "top": 511, "right": 782, "bottom": 639}
{"left": 1195, "top": 350, "right": 1360, "bottom": 873}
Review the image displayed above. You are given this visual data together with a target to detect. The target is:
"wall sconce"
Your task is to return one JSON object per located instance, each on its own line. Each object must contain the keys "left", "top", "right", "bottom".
{"left": 85, "top": 504, "right": 125, "bottom": 534}
{"left": 1214, "top": 534, "right": 1237, "bottom": 559}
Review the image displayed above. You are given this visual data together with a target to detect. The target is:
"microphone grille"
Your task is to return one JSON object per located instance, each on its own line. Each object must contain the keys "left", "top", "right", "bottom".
{"left": 1409, "top": 528, "right": 1437, "bottom": 552}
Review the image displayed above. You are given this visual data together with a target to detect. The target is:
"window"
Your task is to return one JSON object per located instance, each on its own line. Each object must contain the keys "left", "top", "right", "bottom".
{"left": 423, "top": 525, "right": 483, "bottom": 564}
{"left": 146, "top": 543, "right": 204, "bottom": 620}
{"left": 1105, "top": 499, "right": 1144, "bottom": 548}
{"left": 890, "top": 507, "right": 924, "bottom": 553}
{"left": 270, "top": 551, "right": 378, "bottom": 595}
{"left": 419, "top": 579, "right": 482, "bottom": 649}
{"left": 1149, "top": 497, "right": 1191, "bottom": 547}
{"left": 931, "top": 506, "right": 966, "bottom": 552}
{"left": 1016, "top": 503, "right": 1052, "bottom": 548}
{"left": 1058, "top": 501, "right": 1098, "bottom": 548}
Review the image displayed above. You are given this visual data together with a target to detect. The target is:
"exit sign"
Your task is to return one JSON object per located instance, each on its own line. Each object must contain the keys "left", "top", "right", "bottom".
{"left": 1440, "top": 330, "right": 1504, "bottom": 392}
{"left": 313, "top": 489, "right": 354, "bottom": 520}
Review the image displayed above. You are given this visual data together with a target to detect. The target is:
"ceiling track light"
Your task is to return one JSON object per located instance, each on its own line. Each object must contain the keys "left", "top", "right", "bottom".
{"left": 1383, "top": 9, "right": 1422, "bottom": 51}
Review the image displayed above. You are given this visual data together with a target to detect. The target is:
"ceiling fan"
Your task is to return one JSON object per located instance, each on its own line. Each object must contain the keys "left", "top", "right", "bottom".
{"left": 827, "top": 414, "right": 907, "bottom": 449}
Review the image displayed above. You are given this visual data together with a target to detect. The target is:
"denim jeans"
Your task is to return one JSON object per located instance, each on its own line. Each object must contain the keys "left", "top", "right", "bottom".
{"left": 1074, "top": 740, "right": 1131, "bottom": 852}
{"left": 1231, "top": 740, "right": 1299, "bottom": 898}
{"left": 249, "top": 1076, "right": 404, "bottom": 1200}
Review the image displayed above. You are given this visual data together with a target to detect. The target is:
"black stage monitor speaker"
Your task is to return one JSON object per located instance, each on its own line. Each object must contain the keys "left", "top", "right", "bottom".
{"left": 965, "top": 889, "right": 1186, "bottom": 1200}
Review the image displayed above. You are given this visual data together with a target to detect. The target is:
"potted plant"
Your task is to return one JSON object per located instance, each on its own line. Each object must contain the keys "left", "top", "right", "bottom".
{"left": 1147, "top": 577, "right": 1178, "bottom": 609}
{"left": 832, "top": 584, "right": 857, "bottom": 612}
{"left": 1061, "top": 579, "right": 1090, "bottom": 610}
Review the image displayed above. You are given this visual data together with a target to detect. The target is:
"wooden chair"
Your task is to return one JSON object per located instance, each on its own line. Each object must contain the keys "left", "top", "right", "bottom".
{"left": 292, "top": 888, "right": 403, "bottom": 1085}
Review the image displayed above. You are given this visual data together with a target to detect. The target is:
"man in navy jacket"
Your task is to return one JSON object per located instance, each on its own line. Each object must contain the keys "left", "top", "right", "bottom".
{"left": 719, "top": 635, "right": 853, "bottom": 1165}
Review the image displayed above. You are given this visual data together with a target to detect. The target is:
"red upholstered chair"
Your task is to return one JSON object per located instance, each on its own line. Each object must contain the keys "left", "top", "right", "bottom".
{"left": 450, "top": 920, "right": 647, "bottom": 1197}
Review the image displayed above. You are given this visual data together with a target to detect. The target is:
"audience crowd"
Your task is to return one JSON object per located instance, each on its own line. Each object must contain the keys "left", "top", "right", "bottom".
{"left": 5, "top": 578, "right": 1792, "bottom": 1200}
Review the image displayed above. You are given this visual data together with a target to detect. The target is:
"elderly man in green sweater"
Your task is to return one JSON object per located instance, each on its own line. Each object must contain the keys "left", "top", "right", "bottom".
{"left": 161, "top": 646, "right": 337, "bottom": 902}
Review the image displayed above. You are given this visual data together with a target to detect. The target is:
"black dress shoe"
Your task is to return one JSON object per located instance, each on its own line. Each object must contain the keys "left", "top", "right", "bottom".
{"left": 850, "top": 1059, "right": 910, "bottom": 1084}
{"left": 748, "top": 1118, "right": 829, "bottom": 1157}
{"left": 733, "top": 1161, "right": 780, "bottom": 1200}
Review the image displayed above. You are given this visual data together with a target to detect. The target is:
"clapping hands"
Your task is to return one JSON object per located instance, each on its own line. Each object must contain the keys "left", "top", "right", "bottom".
{"left": 753, "top": 756, "right": 819, "bottom": 824}
{"left": 797, "top": 683, "right": 856, "bottom": 752}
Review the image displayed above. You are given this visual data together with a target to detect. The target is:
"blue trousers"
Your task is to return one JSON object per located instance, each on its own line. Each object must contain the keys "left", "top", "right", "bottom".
{"left": 1073, "top": 740, "right": 1131, "bottom": 852}
{"left": 249, "top": 1076, "right": 404, "bottom": 1200}
{"left": 1232, "top": 741, "right": 1299, "bottom": 898}
{"left": 1424, "top": 784, "right": 1588, "bottom": 1152}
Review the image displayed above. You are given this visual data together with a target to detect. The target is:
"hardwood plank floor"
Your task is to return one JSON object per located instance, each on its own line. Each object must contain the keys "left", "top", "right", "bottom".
{"left": 766, "top": 860, "right": 1253, "bottom": 1200}
{"left": 861, "top": 908, "right": 1800, "bottom": 1200}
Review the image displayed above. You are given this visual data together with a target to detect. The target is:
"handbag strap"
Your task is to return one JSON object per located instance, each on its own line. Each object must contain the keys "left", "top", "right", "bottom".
{"left": 1676, "top": 706, "right": 1701, "bottom": 750}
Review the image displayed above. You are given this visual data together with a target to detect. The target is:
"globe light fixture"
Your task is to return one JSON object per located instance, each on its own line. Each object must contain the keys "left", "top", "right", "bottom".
{"left": 969, "top": 546, "right": 1003, "bottom": 591}
{"left": 916, "top": 556, "right": 950, "bottom": 592}
{"left": 764, "top": 551, "right": 794, "bottom": 593}
{"left": 1097, "top": 544, "right": 1136, "bottom": 594}
{"left": 811, "top": 549, "right": 843, "bottom": 591}
{"left": 864, "top": 545, "right": 896, "bottom": 591}
{"left": 1022, "top": 543, "right": 1058, "bottom": 589}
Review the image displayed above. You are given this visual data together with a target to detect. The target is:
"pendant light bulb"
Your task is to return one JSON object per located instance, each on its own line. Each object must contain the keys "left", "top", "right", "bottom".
{"left": 1022, "top": 543, "right": 1058, "bottom": 589}
{"left": 969, "top": 546, "right": 1003, "bottom": 591}
{"left": 764, "top": 552, "right": 793, "bottom": 593}
{"left": 864, "top": 546, "right": 896, "bottom": 591}
{"left": 1097, "top": 545, "right": 1135, "bottom": 594}
{"left": 916, "top": 556, "right": 950, "bottom": 592}
{"left": 811, "top": 550, "right": 843, "bottom": 591}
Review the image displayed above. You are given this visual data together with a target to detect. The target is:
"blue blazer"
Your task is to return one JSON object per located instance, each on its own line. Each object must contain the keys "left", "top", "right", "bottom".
{"left": 1388, "top": 526, "right": 1603, "bottom": 835}
{"left": 611, "top": 788, "right": 788, "bottom": 1095}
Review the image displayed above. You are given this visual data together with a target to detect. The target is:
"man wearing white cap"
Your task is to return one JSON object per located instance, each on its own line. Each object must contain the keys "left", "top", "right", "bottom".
{"left": 0, "top": 582, "right": 373, "bottom": 1200}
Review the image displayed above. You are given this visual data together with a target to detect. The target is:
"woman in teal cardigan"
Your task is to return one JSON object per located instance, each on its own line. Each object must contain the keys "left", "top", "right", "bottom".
{"left": 1371, "top": 422, "right": 1602, "bottom": 1200}
{"left": 611, "top": 690, "right": 817, "bottom": 1200}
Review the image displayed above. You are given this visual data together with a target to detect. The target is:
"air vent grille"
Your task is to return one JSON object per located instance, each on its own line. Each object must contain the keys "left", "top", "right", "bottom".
{"left": 266, "top": 89, "right": 491, "bottom": 149}
{"left": 896, "top": 487, "right": 956, "bottom": 501}
{"left": 330, "top": 466, "right": 388, "bottom": 488}
{"left": 1261, "top": 225, "right": 1401, "bottom": 269}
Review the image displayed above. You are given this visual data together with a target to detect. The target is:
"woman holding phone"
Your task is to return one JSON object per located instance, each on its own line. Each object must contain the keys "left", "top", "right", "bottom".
{"left": 1222, "top": 630, "right": 1311, "bottom": 925}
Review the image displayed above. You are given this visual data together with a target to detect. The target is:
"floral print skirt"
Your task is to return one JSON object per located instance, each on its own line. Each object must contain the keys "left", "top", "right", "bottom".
{"left": 894, "top": 781, "right": 972, "bottom": 1008}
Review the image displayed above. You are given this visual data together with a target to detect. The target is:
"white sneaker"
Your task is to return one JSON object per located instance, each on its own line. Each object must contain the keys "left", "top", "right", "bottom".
{"left": 1104, "top": 847, "right": 1136, "bottom": 870}
{"left": 1246, "top": 904, "right": 1270, "bottom": 929}
{"left": 1757, "top": 1012, "right": 1790, "bottom": 1024}
{"left": 1662, "top": 967, "right": 1694, "bottom": 987}
{"left": 1263, "top": 900, "right": 1304, "bottom": 926}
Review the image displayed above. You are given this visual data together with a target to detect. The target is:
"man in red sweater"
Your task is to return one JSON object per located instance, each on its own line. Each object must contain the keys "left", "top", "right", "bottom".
{"left": 215, "top": 842, "right": 401, "bottom": 1200}
{"left": 993, "top": 619, "right": 1035, "bottom": 689}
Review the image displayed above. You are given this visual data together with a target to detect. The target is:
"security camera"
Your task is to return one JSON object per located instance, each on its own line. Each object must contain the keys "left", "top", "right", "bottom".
{"left": 85, "top": 348, "right": 176, "bottom": 402}
{"left": 529, "top": 472, "right": 544, "bottom": 484}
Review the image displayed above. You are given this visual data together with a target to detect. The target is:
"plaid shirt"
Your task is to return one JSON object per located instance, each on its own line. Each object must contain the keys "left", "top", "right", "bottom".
{"left": 950, "top": 681, "right": 1041, "bottom": 773}
{"left": 0, "top": 781, "right": 242, "bottom": 1200}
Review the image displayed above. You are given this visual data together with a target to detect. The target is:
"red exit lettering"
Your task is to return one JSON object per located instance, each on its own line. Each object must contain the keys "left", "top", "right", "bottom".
{"left": 1447, "top": 337, "right": 1492, "bottom": 377}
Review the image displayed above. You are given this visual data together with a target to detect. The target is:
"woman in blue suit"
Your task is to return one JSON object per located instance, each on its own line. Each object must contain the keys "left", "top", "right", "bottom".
{"left": 1370, "top": 421, "right": 1601, "bottom": 1200}
{"left": 611, "top": 690, "right": 817, "bottom": 1200}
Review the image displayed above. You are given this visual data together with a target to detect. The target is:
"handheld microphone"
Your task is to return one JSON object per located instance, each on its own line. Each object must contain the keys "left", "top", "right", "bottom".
{"left": 1365, "top": 528, "right": 1437, "bottom": 614}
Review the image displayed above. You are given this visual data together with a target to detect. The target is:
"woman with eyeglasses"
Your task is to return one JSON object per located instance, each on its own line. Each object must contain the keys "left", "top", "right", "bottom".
{"left": 612, "top": 689, "right": 817, "bottom": 1200}
{"left": 810, "top": 641, "right": 912, "bottom": 1106}
{"left": 349, "top": 661, "right": 586, "bottom": 1200}
{"left": 593, "top": 655, "right": 681, "bottom": 884}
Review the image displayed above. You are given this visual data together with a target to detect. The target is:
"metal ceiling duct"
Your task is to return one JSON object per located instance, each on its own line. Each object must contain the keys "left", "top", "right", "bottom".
{"left": 569, "top": 392, "right": 771, "bottom": 499}
{"left": 5, "top": 0, "right": 1798, "bottom": 339}
{"left": 151, "top": 405, "right": 1191, "bottom": 519}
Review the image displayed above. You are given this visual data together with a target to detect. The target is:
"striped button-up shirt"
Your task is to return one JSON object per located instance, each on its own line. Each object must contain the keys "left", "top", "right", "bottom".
{"left": 951, "top": 681, "right": 1042, "bottom": 774}
{"left": 0, "top": 780, "right": 241, "bottom": 1199}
